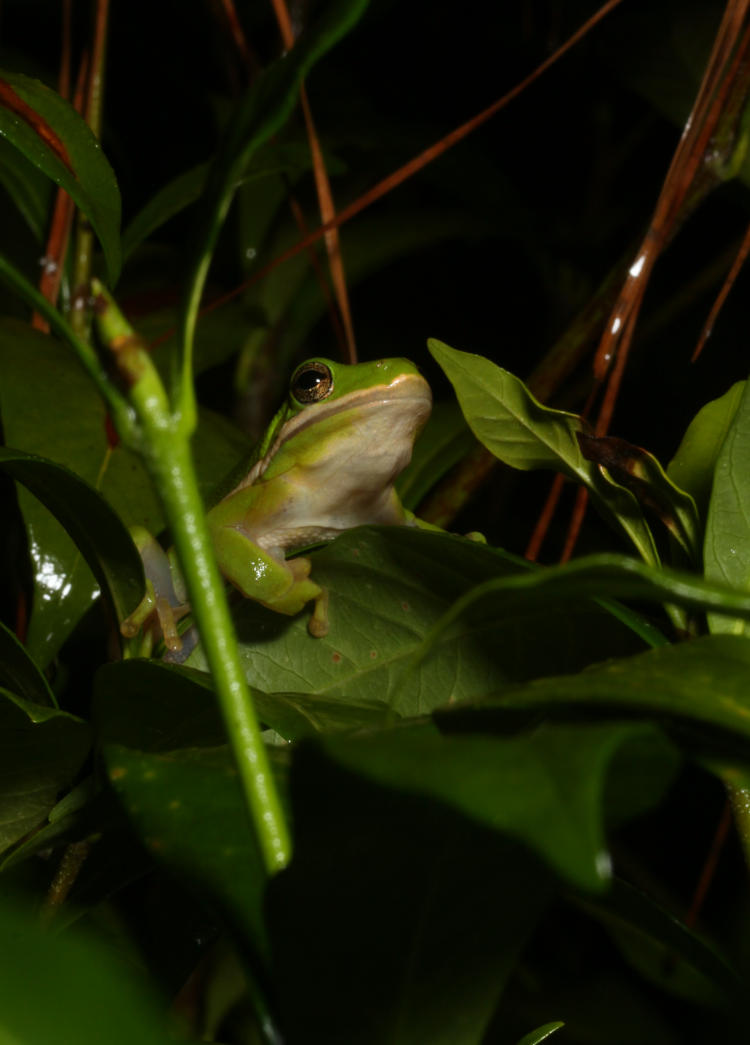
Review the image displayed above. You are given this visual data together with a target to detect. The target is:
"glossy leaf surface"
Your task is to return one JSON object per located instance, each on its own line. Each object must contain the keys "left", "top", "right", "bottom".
{"left": 429, "top": 339, "right": 663, "bottom": 565}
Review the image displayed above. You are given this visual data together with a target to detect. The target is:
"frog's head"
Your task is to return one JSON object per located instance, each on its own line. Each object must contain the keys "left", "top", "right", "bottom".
{"left": 249, "top": 357, "right": 432, "bottom": 486}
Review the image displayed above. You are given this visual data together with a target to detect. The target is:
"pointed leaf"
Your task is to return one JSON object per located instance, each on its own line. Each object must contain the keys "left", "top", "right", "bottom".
{"left": 0, "top": 69, "right": 121, "bottom": 281}
{"left": 439, "top": 634, "right": 750, "bottom": 760}
{"left": 429, "top": 339, "right": 660, "bottom": 564}
{"left": 0, "top": 446, "right": 144, "bottom": 652}
{"left": 668, "top": 381, "right": 744, "bottom": 517}
{"left": 400, "top": 552, "right": 750, "bottom": 693}
{"left": 704, "top": 376, "right": 750, "bottom": 634}
{"left": 185, "top": 528, "right": 649, "bottom": 718}
{"left": 320, "top": 720, "right": 664, "bottom": 892}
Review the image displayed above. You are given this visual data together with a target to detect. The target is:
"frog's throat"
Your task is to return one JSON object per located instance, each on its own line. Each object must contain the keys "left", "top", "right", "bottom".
{"left": 239, "top": 372, "right": 432, "bottom": 490}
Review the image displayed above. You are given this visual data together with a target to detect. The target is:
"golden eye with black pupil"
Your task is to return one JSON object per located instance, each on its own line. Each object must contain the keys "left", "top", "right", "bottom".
{"left": 290, "top": 361, "right": 334, "bottom": 404}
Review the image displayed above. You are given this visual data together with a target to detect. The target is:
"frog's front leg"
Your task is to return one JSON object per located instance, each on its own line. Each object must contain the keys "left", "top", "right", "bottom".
{"left": 122, "top": 527, "right": 190, "bottom": 653}
{"left": 209, "top": 523, "right": 329, "bottom": 637}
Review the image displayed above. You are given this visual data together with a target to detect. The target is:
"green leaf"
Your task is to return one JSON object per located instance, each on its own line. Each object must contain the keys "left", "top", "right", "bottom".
{"left": 515, "top": 1023, "right": 565, "bottom": 1045}
{"left": 0, "top": 135, "right": 52, "bottom": 241}
{"left": 0, "top": 319, "right": 158, "bottom": 663}
{"left": 0, "top": 446, "right": 145, "bottom": 661}
{"left": 0, "top": 619, "right": 55, "bottom": 706}
{"left": 0, "top": 69, "right": 121, "bottom": 281}
{"left": 0, "top": 688, "right": 90, "bottom": 855}
{"left": 267, "top": 740, "right": 553, "bottom": 1043}
{"left": 428, "top": 338, "right": 660, "bottom": 565}
{"left": 399, "top": 552, "right": 750, "bottom": 692}
{"left": 668, "top": 381, "right": 744, "bottom": 517}
{"left": 186, "top": 528, "right": 649, "bottom": 718}
{"left": 0, "top": 325, "right": 245, "bottom": 662}
{"left": 321, "top": 720, "right": 660, "bottom": 892}
{"left": 101, "top": 741, "right": 271, "bottom": 953}
{"left": 704, "top": 377, "right": 750, "bottom": 634}
{"left": 95, "top": 659, "right": 395, "bottom": 743}
{"left": 438, "top": 634, "right": 750, "bottom": 760}
{"left": 0, "top": 897, "right": 173, "bottom": 1044}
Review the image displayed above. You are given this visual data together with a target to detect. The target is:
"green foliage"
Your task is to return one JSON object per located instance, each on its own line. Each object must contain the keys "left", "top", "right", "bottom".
{"left": 1, "top": 2, "right": 750, "bottom": 1043}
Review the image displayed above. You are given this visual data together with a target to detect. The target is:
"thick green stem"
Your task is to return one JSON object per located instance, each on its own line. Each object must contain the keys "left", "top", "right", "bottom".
{"left": 144, "top": 432, "right": 290, "bottom": 872}
{"left": 93, "top": 281, "right": 290, "bottom": 873}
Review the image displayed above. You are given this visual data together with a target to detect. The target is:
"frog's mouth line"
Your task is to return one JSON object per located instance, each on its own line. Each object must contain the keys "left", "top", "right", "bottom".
{"left": 243, "top": 373, "right": 433, "bottom": 488}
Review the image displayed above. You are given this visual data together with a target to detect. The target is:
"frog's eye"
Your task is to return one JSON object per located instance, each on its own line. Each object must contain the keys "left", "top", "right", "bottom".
{"left": 290, "top": 361, "right": 334, "bottom": 404}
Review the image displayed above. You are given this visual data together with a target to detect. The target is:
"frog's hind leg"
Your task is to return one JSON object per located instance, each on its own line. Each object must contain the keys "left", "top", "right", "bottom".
{"left": 212, "top": 527, "right": 327, "bottom": 634}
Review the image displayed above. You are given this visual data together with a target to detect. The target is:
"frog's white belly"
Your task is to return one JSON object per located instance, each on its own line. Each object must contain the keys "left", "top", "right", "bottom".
{"left": 255, "top": 479, "right": 407, "bottom": 553}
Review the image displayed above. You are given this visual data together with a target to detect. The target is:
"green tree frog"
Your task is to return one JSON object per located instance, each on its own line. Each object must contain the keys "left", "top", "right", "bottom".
{"left": 125, "top": 356, "right": 432, "bottom": 650}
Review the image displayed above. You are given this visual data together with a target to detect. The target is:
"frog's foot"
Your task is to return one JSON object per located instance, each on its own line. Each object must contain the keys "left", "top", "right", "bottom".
{"left": 279, "top": 556, "right": 329, "bottom": 637}
{"left": 121, "top": 580, "right": 190, "bottom": 654}
{"left": 308, "top": 588, "right": 330, "bottom": 638}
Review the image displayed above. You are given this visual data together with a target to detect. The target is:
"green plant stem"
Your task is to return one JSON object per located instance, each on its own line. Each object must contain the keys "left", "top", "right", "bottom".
{"left": 144, "top": 431, "right": 290, "bottom": 872}
{"left": 92, "top": 281, "right": 290, "bottom": 873}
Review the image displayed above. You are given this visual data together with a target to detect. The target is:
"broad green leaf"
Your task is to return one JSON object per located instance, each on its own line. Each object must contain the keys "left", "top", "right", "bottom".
{"left": 0, "top": 447, "right": 144, "bottom": 658}
{"left": 0, "top": 136, "right": 52, "bottom": 241}
{"left": 428, "top": 339, "right": 660, "bottom": 565}
{"left": 267, "top": 740, "right": 553, "bottom": 1044}
{"left": 186, "top": 528, "right": 648, "bottom": 717}
{"left": 0, "top": 619, "right": 55, "bottom": 706}
{"left": 668, "top": 381, "right": 744, "bottom": 517}
{"left": 95, "top": 659, "right": 394, "bottom": 743}
{"left": 704, "top": 377, "right": 750, "bottom": 634}
{"left": 399, "top": 552, "right": 750, "bottom": 691}
{"left": 320, "top": 720, "right": 662, "bottom": 892}
{"left": 102, "top": 742, "right": 272, "bottom": 954}
{"left": 0, "top": 69, "right": 121, "bottom": 281}
{"left": 438, "top": 634, "right": 750, "bottom": 760}
{"left": 0, "top": 688, "right": 90, "bottom": 855}
{"left": 0, "top": 897, "right": 172, "bottom": 1044}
